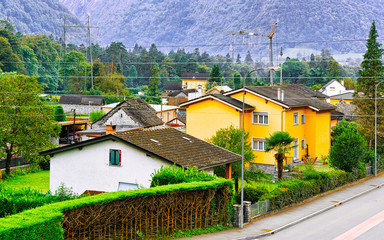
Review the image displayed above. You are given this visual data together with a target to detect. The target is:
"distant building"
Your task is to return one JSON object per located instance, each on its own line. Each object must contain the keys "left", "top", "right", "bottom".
{"left": 319, "top": 79, "right": 354, "bottom": 97}
{"left": 59, "top": 95, "right": 105, "bottom": 114}
{"left": 180, "top": 72, "right": 209, "bottom": 92}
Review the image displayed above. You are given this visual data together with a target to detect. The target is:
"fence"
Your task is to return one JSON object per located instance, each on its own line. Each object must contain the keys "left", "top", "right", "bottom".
{"left": 250, "top": 199, "right": 270, "bottom": 217}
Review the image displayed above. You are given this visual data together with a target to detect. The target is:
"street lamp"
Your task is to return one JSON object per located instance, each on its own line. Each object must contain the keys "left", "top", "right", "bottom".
{"left": 240, "top": 66, "right": 281, "bottom": 229}
{"left": 375, "top": 81, "right": 384, "bottom": 176}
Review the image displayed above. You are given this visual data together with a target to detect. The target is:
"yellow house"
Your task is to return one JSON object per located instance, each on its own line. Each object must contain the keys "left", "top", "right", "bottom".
{"left": 180, "top": 84, "right": 335, "bottom": 166}
{"left": 328, "top": 92, "right": 354, "bottom": 105}
{"left": 180, "top": 72, "right": 209, "bottom": 92}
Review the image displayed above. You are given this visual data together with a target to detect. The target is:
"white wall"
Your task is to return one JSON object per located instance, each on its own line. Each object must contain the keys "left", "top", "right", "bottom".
{"left": 322, "top": 81, "right": 346, "bottom": 96}
{"left": 50, "top": 140, "right": 171, "bottom": 195}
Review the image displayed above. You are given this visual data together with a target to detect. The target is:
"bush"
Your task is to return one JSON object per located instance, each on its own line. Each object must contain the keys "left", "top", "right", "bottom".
{"left": 245, "top": 165, "right": 270, "bottom": 181}
{"left": 330, "top": 127, "right": 367, "bottom": 172}
{"left": 263, "top": 170, "right": 361, "bottom": 211}
{"left": 89, "top": 110, "right": 104, "bottom": 122}
{"left": 51, "top": 105, "right": 66, "bottom": 122}
{"left": 234, "top": 182, "right": 269, "bottom": 203}
{"left": 150, "top": 165, "right": 216, "bottom": 187}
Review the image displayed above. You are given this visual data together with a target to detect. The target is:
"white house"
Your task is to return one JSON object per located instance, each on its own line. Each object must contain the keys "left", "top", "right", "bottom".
{"left": 319, "top": 79, "right": 354, "bottom": 97}
{"left": 40, "top": 128, "right": 240, "bottom": 195}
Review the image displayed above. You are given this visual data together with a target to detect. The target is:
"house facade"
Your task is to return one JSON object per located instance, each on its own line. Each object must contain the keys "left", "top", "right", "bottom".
{"left": 180, "top": 72, "right": 209, "bottom": 92}
{"left": 319, "top": 79, "right": 354, "bottom": 97}
{"left": 40, "top": 128, "right": 240, "bottom": 195}
{"left": 180, "top": 85, "right": 335, "bottom": 166}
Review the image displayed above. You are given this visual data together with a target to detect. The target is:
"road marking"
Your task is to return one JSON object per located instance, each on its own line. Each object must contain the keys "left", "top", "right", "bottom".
{"left": 333, "top": 209, "right": 384, "bottom": 240}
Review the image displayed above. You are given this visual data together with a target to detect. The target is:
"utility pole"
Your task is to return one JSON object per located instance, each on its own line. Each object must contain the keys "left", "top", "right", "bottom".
{"left": 211, "top": 22, "right": 278, "bottom": 85}
{"left": 56, "top": 17, "right": 99, "bottom": 89}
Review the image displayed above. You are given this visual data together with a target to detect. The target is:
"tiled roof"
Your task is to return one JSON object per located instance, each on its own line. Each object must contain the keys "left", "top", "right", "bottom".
{"left": 41, "top": 128, "right": 241, "bottom": 170}
{"left": 115, "top": 128, "right": 241, "bottom": 169}
{"left": 164, "top": 81, "right": 182, "bottom": 91}
{"left": 93, "top": 98, "right": 164, "bottom": 128}
{"left": 330, "top": 92, "right": 354, "bottom": 100}
{"left": 59, "top": 95, "right": 105, "bottom": 105}
{"left": 233, "top": 85, "right": 335, "bottom": 111}
{"left": 180, "top": 72, "right": 210, "bottom": 80}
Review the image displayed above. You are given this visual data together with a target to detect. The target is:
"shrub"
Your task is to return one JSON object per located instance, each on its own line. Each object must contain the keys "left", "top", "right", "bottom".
{"left": 150, "top": 165, "right": 216, "bottom": 187}
{"left": 245, "top": 165, "right": 270, "bottom": 181}
{"left": 51, "top": 105, "right": 66, "bottom": 122}
{"left": 89, "top": 110, "right": 104, "bottom": 122}
{"left": 330, "top": 127, "right": 367, "bottom": 172}
{"left": 234, "top": 182, "right": 269, "bottom": 203}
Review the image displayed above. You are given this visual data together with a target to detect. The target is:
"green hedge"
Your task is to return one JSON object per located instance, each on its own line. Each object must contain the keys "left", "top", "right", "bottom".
{"left": 150, "top": 165, "right": 217, "bottom": 187}
{"left": 0, "top": 178, "right": 233, "bottom": 240}
{"left": 264, "top": 170, "right": 361, "bottom": 211}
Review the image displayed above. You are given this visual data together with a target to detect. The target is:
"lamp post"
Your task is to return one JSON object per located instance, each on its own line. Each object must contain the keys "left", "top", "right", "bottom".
{"left": 375, "top": 81, "right": 384, "bottom": 176}
{"left": 240, "top": 66, "right": 281, "bottom": 229}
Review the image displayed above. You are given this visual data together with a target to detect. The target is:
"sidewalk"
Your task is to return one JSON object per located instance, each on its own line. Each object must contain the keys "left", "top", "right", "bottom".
{"left": 176, "top": 172, "right": 384, "bottom": 240}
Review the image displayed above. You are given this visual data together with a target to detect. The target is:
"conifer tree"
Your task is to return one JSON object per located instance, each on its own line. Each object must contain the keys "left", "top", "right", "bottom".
{"left": 354, "top": 20, "right": 384, "bottom": 150}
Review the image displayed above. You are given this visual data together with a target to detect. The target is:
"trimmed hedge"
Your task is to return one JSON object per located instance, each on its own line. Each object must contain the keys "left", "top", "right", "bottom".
{"left": 0, "top": 178, "right": 233, "bottom": 240}
{"left": 263, "top": 170, "right": 361, "bottom": 211}
{"left": 150, "top": 165, "right": 216, "bottom": 187}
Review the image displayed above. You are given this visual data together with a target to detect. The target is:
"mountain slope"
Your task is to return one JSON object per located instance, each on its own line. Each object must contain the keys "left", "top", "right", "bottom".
{"left": 0, "top": 0, "right": 81, "bottom": 41}
{"left": 59, "top": 0, "right": 384, "bottom": 55}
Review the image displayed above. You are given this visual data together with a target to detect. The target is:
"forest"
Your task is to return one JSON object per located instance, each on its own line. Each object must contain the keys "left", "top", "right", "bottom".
{"left": 0, "top": 20, "right": 360, "bottom": 99}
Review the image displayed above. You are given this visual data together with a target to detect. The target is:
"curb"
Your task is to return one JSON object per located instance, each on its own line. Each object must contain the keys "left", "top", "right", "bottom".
{"left": 235, "top": 181, "right": 384, "bottom": 240}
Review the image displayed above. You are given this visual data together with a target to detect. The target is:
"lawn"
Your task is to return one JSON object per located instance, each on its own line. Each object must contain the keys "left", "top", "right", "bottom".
{"left": 295, "top": 164, "right": 335, "bottom": 172}
{"left": 1, "top": 171, "right": 50, "bottom": 192}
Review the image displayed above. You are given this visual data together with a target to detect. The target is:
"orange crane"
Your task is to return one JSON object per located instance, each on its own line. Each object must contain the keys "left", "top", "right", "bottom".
{"left": 212, "top": 22, "right": 278, "bottom": 85}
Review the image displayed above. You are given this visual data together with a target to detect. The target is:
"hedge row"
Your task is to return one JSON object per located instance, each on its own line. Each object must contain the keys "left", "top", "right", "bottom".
{"left": 0, "top": 178, "right": 233, "bottom": 240}
{"left": 264, "top": 170, "right": 363, "bottom": 211}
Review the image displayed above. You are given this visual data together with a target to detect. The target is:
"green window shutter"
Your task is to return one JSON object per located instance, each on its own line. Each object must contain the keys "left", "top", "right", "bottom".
{"left": 116, "top": 150, "right": 121, "bottom": 165}
{"left": 110, "top": 150, "right": 121, "bottom": 165}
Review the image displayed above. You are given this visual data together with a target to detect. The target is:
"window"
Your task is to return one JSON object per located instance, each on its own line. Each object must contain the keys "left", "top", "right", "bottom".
{"left": 253, "top": 112, "right": 269, "bottom": 125}
{"left": 252, "top": 138, "right": 266, "bottom": 151}
{"left": 293, "top": 112, "right": 299, "bottom": 125}
{"left": 293, "top": 138, "right": 299, "bottom": 160}
{"left": 330, "top": 87, "right": 335, "bottom": 91}
{"left": 301, "top": 114, "right": 305, "bottom": 124}
{"left": 109, "top": 149, "right": 121, "bottom": 166}
{"left": 301, "top": 139, "right": 305, "bottom": 149}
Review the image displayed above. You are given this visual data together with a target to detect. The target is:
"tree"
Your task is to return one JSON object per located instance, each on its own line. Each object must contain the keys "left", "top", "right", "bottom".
{"left": 245, "top": 51, "right": 254, "bottom": 66}
{"left": 329, "top": 125, "right": 367, "bottom": 173}
{"left": 147, "top": 65, "right": 160, "bottom": 96}
{"left": 234, "top": 72, "right": 242, "bottom": 89}
{"left": 208, "top": 64, "right": 223, "bottom": 88}
{"left": 236, "top": 53, "right": 241, "bottom": 64}
{"left": 209, "top": 125, "right": 255, "bottom": 192}
{"left": 265, "top": 131, "right": 295, "bottom": 180}
{"left": 0, "top": 37, "right": 23, "bottom": 73}
{"left": 0, "top": 75, "right": 59, "bottom": 175}
{"left": 59, "top": 51, "right": 88, "bottom": 93}
{"left": 354, "top": 20, "right": 384, "bottom": 150}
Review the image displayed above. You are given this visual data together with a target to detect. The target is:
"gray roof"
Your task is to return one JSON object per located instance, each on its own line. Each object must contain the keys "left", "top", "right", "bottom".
{"left": 179, "top": 94, "right": 255, "bottom": 111}
{"left": 92, "top": 98, "right": 164, "bottom": 128}
{"left": 41, "top": 128, "right": 241, "bottom": 170}
{"left": 59, "top": 95, "right": 105, "bottom": 105}
{"left": 330, "top": 92, "right": 354, "bottom": 100}
{"left": 231, "top": 85, "right": 335, "bottom": 111}
{"left": 180, "top": 72, "right": 210, "bottom": 81}
{"left": 167, "top": 89, "right": 197, "bottom": 97}
{"left": 164, "top": 81, "right": 182, "bottom": 91}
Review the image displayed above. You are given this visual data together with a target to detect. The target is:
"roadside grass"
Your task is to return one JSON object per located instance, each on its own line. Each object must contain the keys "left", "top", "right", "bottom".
{"left": 1, "top": 171, "right": 50, "bottom": 192}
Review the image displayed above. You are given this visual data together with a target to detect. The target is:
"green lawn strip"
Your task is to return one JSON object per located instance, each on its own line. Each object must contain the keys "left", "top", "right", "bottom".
{"left": 295, "top": 164, "right": 334, "bottom": 172}
{"left": 1, "top": 171, "right": 49, "bottom": 192}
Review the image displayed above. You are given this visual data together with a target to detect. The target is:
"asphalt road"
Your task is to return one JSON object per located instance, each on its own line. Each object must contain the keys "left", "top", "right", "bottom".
{"left": 259, "top": 187, "right": 384, "bottom": 240}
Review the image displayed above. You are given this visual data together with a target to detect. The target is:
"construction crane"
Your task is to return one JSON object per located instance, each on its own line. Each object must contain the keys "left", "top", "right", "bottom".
{"left": 212, "top": 22, "right": 278, "bottom": 85}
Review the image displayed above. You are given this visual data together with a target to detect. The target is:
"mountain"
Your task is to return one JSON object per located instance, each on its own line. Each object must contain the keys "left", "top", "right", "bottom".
{"left": 0, "top": 0, "right": 81, "bottom": 42}
{"left": 58, "top": 0, "right": 384, "bottom": 56}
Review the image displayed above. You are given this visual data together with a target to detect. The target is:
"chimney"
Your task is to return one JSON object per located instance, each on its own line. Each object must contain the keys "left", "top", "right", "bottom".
{"left": 281, "top": 90, "right": 285, "bottom": 101}
{"left": 277, "top": 88, "right": 281, "bottom": 100}
{"left": 106, "top": 125, "right": 116, "bottom": 135}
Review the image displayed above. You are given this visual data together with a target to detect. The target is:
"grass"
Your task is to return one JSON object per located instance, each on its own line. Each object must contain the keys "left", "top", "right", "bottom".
{"left": 295, "top": 164, "right": 335, "bottom": 172}
{"left": 1, "top": 171, "right": 50, "bottom": 192}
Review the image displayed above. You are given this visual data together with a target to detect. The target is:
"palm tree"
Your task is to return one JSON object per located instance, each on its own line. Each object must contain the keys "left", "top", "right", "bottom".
{"left": 265, "top": 132, "right": 295, "bottom": 180}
